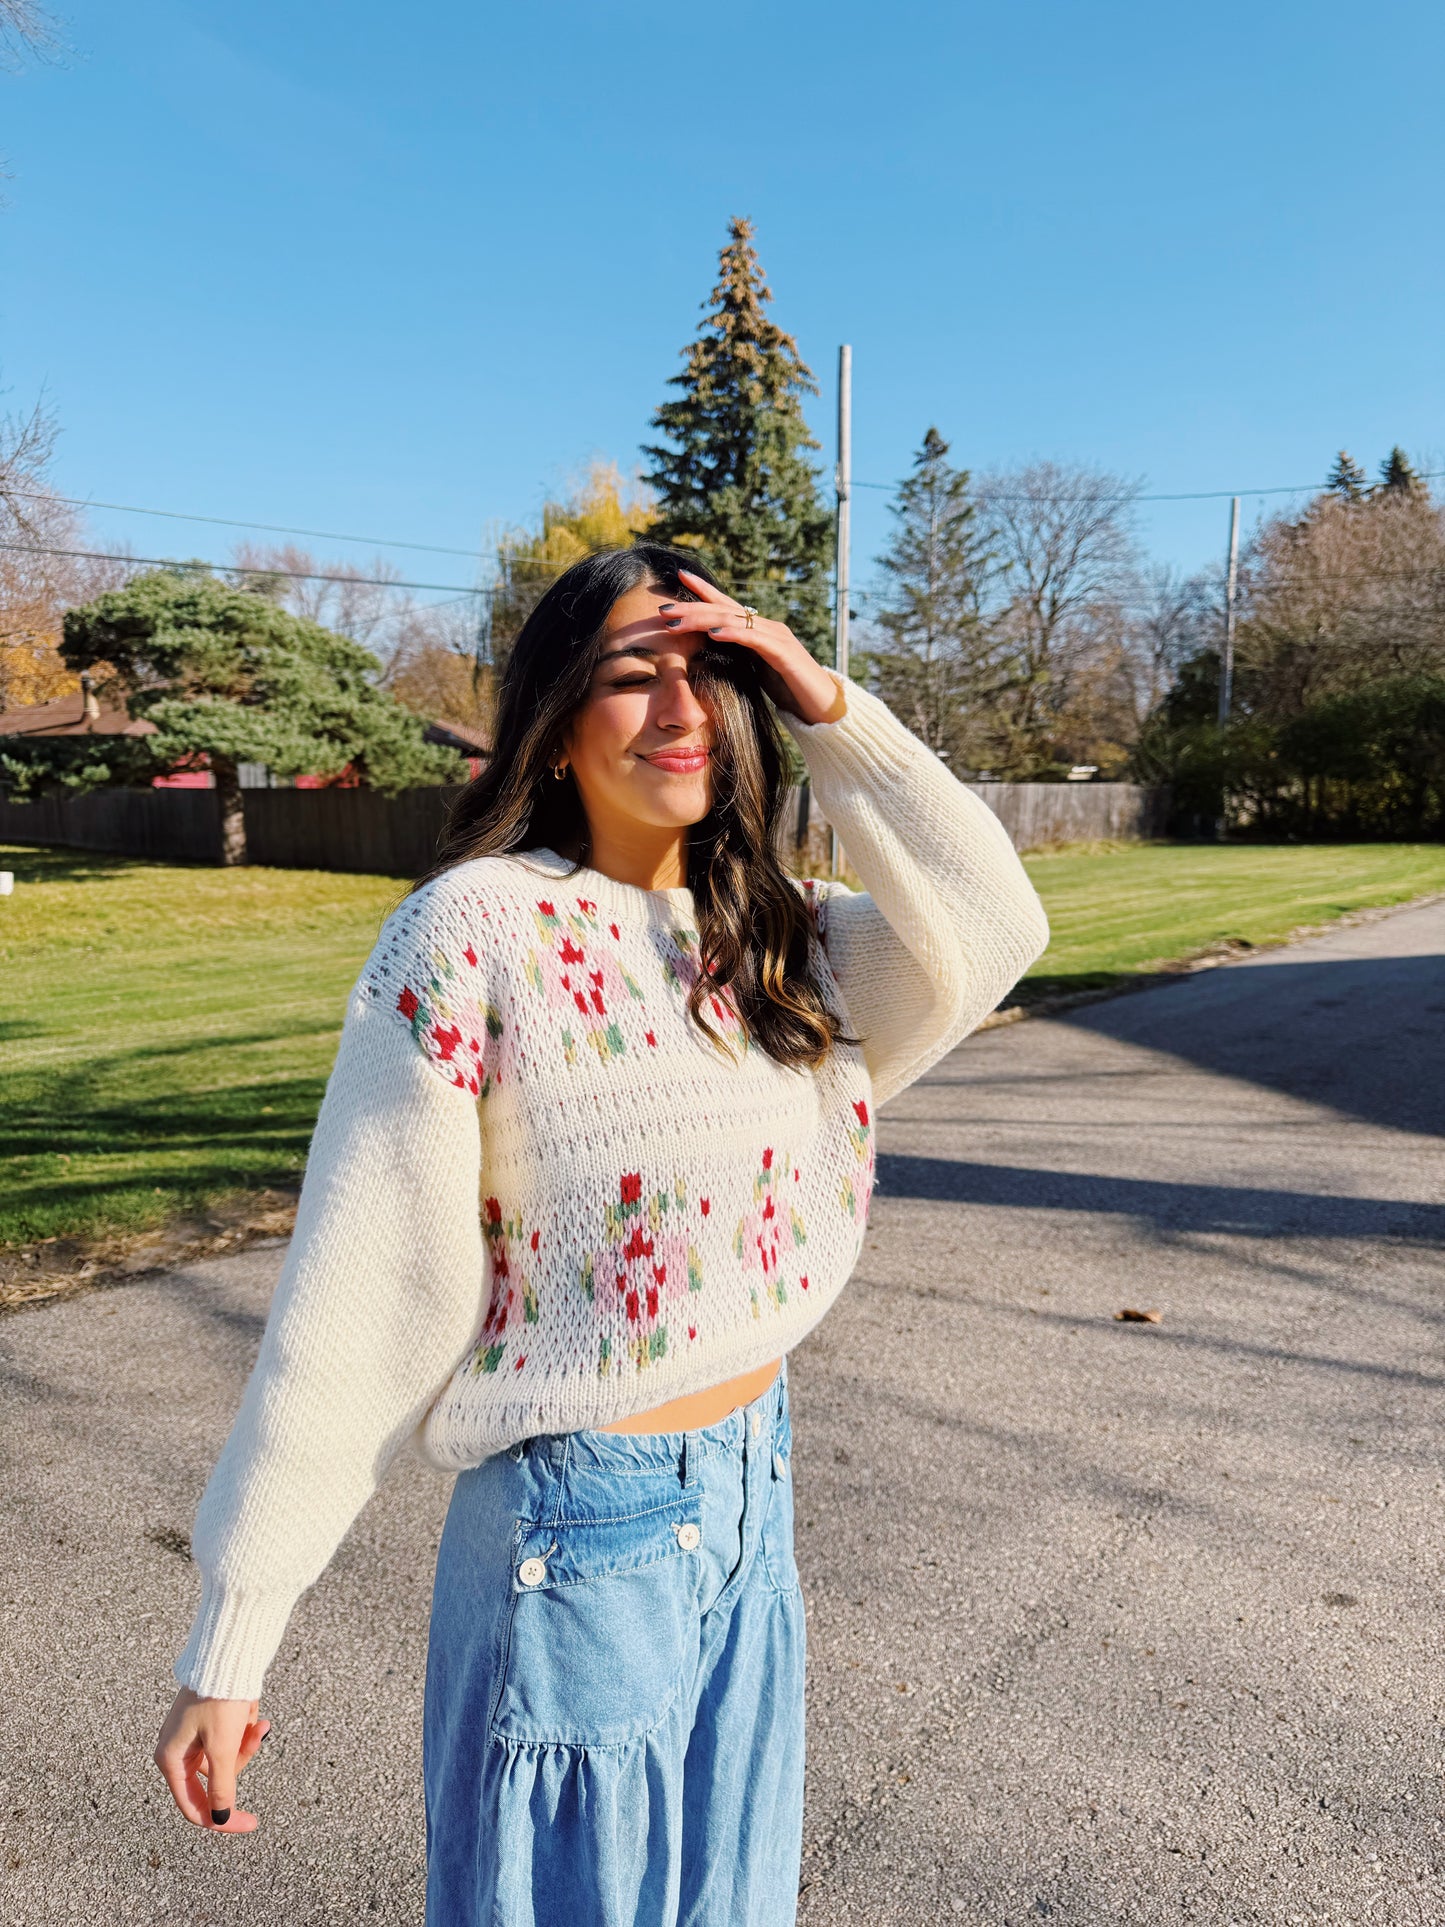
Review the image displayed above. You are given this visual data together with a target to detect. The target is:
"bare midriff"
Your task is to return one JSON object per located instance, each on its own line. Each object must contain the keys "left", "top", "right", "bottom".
{"left": 597, "top": 1356, "right": 784, "bottom": 1434}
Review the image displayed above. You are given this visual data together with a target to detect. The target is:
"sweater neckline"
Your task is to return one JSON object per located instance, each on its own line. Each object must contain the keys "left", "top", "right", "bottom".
{"left": 507, "top": 846, "right": 697, "bottom": 924}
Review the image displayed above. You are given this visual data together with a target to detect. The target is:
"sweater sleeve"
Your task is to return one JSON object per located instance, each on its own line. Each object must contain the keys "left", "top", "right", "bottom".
{"left": 787, "top": 675, "right": 1051, "bottom": 1105}
{"left": 173, "top": 890, "right": 490, "bottom": 1703}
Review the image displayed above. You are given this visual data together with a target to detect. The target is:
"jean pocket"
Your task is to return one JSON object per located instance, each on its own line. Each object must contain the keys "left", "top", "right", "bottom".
{"left": 490, "top": 1482, "right": 704, "bottom": 1747}
{"left": 761, "top": 1426, "right": 801, "bottom": 1597}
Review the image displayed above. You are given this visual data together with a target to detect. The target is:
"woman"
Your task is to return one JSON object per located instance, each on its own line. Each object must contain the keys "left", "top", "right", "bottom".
{"left": 154, "top": 543, "right": 1050, "bottom": 1924}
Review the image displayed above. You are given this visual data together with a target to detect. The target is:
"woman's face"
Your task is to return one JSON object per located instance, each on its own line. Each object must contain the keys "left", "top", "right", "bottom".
{"left": 560, "top": 580, "right": 716, "bottom": 838}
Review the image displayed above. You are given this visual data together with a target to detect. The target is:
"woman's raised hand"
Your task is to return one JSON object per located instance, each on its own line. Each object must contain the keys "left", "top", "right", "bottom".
{"left": 154, "top": 1687, "right": 270, "bottom": 1834}
{"left": 659, "top": 570, "right": 847, "bottom": 727}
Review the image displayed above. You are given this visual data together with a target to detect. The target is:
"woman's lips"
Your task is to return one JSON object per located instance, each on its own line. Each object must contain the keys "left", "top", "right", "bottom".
{"left": 639, "top": 747, "right": 710, "bottom": 773}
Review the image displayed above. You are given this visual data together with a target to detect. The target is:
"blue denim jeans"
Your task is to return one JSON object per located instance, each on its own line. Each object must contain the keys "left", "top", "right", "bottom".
{"left": 423, "top": 1355, "right": 806, "bottom": 1927}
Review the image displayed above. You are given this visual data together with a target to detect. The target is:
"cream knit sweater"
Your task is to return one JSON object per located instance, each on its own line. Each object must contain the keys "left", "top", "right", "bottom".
{"left": 175, "top": 678, "right": 1049, "bottom": 1701}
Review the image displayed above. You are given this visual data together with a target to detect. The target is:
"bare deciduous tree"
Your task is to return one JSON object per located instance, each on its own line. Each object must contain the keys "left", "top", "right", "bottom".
{"left": 1239, "top": 485, "right": 1445, "bottom": 715}
{"left": 0, "top": 397, "right": 58, "bottom": 533}
{"left": 973, "top": 461, "right": 1143, "bottom": 774}
{"left": 0, "top": 398, "right": 134, "bottom": 708}
{"left": 1128, "top": 563, "right": 1219, "bottom": 718}
{"left": 0, "top": 0, "right": 58, "bottom": 70}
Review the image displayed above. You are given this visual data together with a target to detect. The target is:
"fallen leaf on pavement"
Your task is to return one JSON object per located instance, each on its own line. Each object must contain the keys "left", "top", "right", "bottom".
{"left": 1115, "top": 1307, "right": 1163, "bottom": 1323}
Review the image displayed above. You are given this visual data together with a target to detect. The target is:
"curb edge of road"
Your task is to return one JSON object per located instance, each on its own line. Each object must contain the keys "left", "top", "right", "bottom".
{"left": 977, "top": 886, "right": 1445, "bottom": 1032}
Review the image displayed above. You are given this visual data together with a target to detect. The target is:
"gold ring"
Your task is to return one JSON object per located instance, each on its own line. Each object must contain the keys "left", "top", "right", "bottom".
{"left": 740, "top": 604, "right": 757, "bottom": 628}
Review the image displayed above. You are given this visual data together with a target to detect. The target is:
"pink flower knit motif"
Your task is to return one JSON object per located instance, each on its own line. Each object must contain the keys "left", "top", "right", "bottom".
{"left": 584, "top": 1172, "right": 707, "bottom": 1378}
{"left": 661, "top": 925, "right": 746, "bottom": 1047}
{"left": 469, "top": 1199, "right": 541, "bottom": 1376}
{"left": 799, "top": 876, "right": 827, "bottom": 951}
{"left": 525, "top": 897, "right": 649, "bottom": 1065}
{"left": 841, "top": 1098, "right": 875, "bottom": 1226}
{"left": 734, "top": 1146, "right": 809, "bottom": 1320}
{"left": 395, "top": 935, "right": 504, "bottom": 1099}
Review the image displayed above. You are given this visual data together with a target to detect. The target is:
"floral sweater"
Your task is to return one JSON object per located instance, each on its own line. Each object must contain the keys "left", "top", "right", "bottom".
{"left": 174, "top": 677, "right": 1050, "bottom": 1700}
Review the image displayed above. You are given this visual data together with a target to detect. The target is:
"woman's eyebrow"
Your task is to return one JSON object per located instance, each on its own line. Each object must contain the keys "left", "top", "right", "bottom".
{"left": 595, "top": 645, "right": 659, "bottom": 667}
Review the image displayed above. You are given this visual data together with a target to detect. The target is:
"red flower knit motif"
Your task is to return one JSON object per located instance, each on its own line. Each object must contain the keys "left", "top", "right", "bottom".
{"left": 584, "top": 1171, "right": 705, "bottom": 1379}
{"left": 840, "top": 1090, "right": 875, "bottom": 1226}
{"left": 735, "top": 1147, "right": 807, "bottom": 1318}
{"left": 469, "top": 1197, "right": 539, "bottom": 1376}
{"left": 526, "top": 898, "right": 647, "bottom": 1067}
{"left": 393, "top": 929, "right": 502, "bottom": 1099}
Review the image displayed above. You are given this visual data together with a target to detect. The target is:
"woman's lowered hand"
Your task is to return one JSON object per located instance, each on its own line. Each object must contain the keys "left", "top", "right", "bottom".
{"left": 154, "top": 1687, "right": 270, "bottom": 1834}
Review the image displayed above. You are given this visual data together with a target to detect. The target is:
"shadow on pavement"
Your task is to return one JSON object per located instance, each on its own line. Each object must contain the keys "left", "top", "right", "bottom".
{"left": 1053, "top": 952, "right": 1445, "bottom": 1138}
{"left": 874, "top": 1153, "right": 1445, "bottom": 1244}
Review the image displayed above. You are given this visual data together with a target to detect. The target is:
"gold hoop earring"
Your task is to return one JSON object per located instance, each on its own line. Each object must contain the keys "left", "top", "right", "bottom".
{"left": 551, "top": 761, "right": 568, "bottom": 782}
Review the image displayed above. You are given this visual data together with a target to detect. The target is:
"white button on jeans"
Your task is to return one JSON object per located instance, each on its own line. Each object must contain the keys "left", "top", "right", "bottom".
{"left": 518, "top": 1557, "right": 548, "bottom": 1586}
{"left": 676, "top": 1522, "right": 702, "bottom": 1551}
{"left": 750, "top": 1412, "right": 762, "bottom": 1438}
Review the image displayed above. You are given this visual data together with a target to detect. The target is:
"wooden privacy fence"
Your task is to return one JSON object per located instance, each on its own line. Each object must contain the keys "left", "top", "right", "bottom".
{"left": 0, "top": 785, "right": 460, "bottom": 876}
{"left": 0, "top": 786, "right": 226, "bottom": 864}
{"left": 243, "top": 787, "right": 457, "bottom": 876}
{"left": 962, "top": 780, "right": 1170, "bottom": 848}
{"left": 0, "top": 779, "right": 1171, "bottom": 877}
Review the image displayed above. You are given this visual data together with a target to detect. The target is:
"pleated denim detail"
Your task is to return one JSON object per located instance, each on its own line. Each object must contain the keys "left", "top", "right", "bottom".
{"left": 423, "top": 1355, "right": 805, "bottom": 1927}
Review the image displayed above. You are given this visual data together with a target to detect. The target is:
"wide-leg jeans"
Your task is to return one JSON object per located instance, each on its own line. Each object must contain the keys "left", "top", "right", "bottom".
{"left": 423, "top": 1354, "right": 806, "bottom": 1927}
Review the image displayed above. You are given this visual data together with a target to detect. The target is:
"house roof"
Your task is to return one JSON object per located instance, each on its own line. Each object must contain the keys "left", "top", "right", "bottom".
{"left": 0, "top": 694, "right": 487, "bottom": 760}
{"left": 0, "top": 691, "right": 157, "bottom": 739}
{"left": 424, "top": 717, "right": 490, "bottom": 755}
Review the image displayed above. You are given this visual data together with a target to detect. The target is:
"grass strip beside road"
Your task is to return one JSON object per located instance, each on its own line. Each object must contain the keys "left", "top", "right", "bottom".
{"left": 1012, "top": 840, "right": 1445, "bottom": 1004}
{"left": 3, "top": 838, "right": 1442, "bottom": 1252}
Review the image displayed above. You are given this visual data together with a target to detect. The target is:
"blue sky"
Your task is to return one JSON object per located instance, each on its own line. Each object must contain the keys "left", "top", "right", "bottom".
{"left": 2, "top": 0, "right": 1441, "bottom": 608}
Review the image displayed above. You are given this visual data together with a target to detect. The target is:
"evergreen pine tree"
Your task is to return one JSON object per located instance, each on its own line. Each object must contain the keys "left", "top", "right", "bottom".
{"left": 36, "top": 570, "right": 465, "bottom": 862}
{"left": 1326, "top": 450, "right": 1368, "bottom": 502}
{"left": 642, "top": 218, "right": 834, "bottom": 660}
{"left": 870, "top": 428, "right": 996, "bottom": 765}
{"left": 1377, "top": 445, "right": 1423, "bottom": 497}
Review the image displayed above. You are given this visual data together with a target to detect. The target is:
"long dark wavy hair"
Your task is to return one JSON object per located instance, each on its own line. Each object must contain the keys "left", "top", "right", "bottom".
{"left": 414, "top": 543, "right": 843, "bottom": 1070}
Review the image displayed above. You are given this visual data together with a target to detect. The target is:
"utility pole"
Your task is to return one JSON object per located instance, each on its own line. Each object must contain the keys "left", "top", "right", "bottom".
{"left": 1218, "top": 494, "right": 1240, "bottom": 726}
{"left": 834, "top": 344, "right": 852, "bottom": 683}
{"left": 830, "top": 343, "right": 852, "bottom": 876}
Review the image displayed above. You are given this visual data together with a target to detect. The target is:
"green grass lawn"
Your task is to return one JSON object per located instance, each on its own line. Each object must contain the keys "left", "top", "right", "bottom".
{"left": 3, "top": 837, "right": 1442, "bottom": 1248}
{"left": 1013, "top": 840, "right": 1445, "bottom": 1003}
{"left": 2, "top": 844, "right": 403, "bottom": 1247}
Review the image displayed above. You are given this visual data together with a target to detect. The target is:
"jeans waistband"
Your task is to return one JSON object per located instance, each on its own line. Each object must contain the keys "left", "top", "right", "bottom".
{"left": 537, "top": 1353, "right": 789, "bottom": 1475}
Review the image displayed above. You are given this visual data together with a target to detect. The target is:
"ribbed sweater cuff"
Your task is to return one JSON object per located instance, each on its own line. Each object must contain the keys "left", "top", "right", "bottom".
{"left": 173, "top": 1574, "right": 297, "bottom": 1702}
{"left": 785, "top": 674, "right": 919, "bottom": 789}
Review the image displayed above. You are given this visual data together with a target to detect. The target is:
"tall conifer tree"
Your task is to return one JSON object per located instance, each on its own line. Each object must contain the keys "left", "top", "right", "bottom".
{"left": 871, "top": 427, "right": 995, "bottom": 765}
{"left": 1326, "top": 450, "right": 1368, "bottom": 502}
{"left": 642, "top": 218, "right": 834, "bottom": 659}
{"left": 1378, "top": 445, "right": 1423, "bottom": 497}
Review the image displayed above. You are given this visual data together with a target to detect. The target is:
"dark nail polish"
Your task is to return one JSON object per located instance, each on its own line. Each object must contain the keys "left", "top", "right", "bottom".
{"left": 211, "top": 1807, "right": 231, "bottom": 1825}
{"left": 658, "top": 602, "right": 674, "bottom": 611}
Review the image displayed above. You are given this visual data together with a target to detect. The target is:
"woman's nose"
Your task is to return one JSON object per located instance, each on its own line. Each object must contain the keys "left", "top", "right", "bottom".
{"left": 657, "top": 675, "right": 709, "bottom": 734}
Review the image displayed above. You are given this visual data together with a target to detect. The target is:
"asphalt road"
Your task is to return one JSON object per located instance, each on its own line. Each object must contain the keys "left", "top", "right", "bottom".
{"left": 2, "top": 898, "right": 1442, "bottom": 1927}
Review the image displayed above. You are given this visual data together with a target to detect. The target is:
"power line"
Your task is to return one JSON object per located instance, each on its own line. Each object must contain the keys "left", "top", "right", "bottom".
{"left": 4, "top": 486, "right": 485, "bottom": 559}
{"left": 850, "top": 471, "right": 1445, "bottom": 502}
{"left": 5, "top": 538, "right": 1441, "bottom": 612}
{"left": 0, "top": 538, "right": 832, "bottom": 601}
{"left": 10, "top": 468, "right": 1442, "bottom": 559}
{"left": 0, "top": 540, "right": 492, "bottom": 597}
